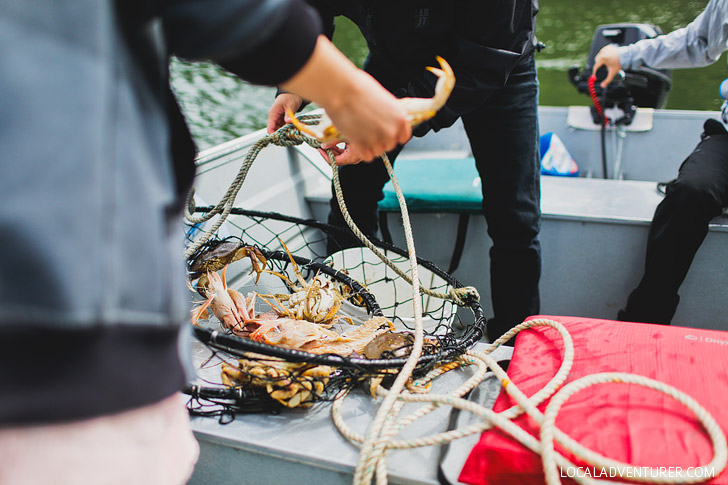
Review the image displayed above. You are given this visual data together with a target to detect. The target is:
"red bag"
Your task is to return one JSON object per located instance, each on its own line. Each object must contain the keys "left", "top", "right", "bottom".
{"left": 459, "top": 315, "right": 728, "bottom": 485}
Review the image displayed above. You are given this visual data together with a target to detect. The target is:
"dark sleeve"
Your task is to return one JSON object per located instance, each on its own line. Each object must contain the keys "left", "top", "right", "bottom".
{"left": 218, "top": 1, "right": 323, "bottom": 85}
{"left": 405, "top": 0, "right": 536, "bottom": 136}
{"left": 307, "top": 0, "right": 337, "bottom": 40}
{"left": 274, "top": 0, "right": 336, "bottom": 104}
{"left": 163, "top": 0, "right": 323, "bottom": 86}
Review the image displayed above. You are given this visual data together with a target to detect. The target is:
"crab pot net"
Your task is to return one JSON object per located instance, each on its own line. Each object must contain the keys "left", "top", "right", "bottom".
{"left": 184, "top": 207, "right": 485, "bottom": 416}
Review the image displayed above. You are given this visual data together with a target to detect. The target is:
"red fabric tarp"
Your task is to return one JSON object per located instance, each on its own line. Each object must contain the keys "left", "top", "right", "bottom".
{"left": 459, "top": 315, "right": 728, "bottom": 485}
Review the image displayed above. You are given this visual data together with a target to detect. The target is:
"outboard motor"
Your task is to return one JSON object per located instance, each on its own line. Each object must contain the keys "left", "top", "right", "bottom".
{"left": 569, "top": 23, "right": 673, "bottom": 125}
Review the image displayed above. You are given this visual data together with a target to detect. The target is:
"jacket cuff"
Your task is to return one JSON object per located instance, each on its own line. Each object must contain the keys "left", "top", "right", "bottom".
{"left": 618, "top": 45, "right": 635, "bottom": 70}
{"left": 220, "top": 0, "right": 322, "bottom": 86}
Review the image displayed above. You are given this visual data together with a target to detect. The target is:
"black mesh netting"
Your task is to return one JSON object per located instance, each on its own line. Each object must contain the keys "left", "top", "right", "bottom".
{"left": 183, "top": 206, "right": 485, "bottom": 419}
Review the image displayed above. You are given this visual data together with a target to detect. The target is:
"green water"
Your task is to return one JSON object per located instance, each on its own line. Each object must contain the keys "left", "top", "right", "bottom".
{"left": 171, "top": 1, "right": 728, "bottom": 150}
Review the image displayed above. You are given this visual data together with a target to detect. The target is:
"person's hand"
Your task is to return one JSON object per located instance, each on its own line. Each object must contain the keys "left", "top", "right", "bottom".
{"left": 321, "top": 69, "right": 411, "bottom": 161}
{"left": 592, "top": 44, "right": 622, "bottom": 88}
{"left": 318, "top": 141, "right": 365, "bottom": 166}
{"left": 280, "top": 36, "right": 411, "bottom": 161}
{"left": 267, "top": 93, "right": 304, "bottom": 134}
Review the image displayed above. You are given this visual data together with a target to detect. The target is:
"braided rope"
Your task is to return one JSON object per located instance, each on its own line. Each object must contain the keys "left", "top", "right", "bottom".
{"left": 183, "top": 124, "right": 310, "bottom": 259}
{"left": 329, "top": 152, "right": 479, "bottom": 305}
{"left": 331, "top": 318, "right": 728, "bottom": 485}
{"left": 349, "top": 148, "right": 425, "bottom": 485}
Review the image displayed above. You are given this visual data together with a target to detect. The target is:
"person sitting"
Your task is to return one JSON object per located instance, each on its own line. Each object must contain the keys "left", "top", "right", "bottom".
{"left": 593, "top": 0, "right": 728, "bottom": 324}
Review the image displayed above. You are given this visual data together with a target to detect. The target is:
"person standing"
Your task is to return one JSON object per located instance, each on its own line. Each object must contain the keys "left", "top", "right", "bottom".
{"left": 593, "top": 0, "right": 728, "bottom": 324}
{"left": 268, "top": 0, "right": 542, "bottom": 342}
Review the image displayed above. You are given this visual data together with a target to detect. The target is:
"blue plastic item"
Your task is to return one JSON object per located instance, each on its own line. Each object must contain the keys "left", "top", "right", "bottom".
{"left": 540, "top": 132, "right": 579, "bottom": 177}
{"left": 719, "top": 78, "right": 728, "bottom": 100}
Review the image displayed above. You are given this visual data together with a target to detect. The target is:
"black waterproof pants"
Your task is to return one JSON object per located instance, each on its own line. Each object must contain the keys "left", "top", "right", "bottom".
{"left": 619, "top": 119, "right": 728, "bottom": 324}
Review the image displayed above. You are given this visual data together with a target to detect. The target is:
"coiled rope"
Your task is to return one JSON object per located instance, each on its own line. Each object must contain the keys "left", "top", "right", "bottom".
{"left": 333, "top": 318, "right": 728, "bottom": 485}
{"left": 588, "top": 74, "right": 608, "bottom": 125}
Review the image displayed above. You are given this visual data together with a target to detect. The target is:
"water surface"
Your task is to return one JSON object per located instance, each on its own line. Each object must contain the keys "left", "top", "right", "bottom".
{"left": 170, "top": 1, "right": 727, "bottom": 150}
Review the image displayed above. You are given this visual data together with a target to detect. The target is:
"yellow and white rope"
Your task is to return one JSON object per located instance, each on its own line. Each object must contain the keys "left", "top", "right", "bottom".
{"left": 331, "top": 318, "right": 728, "bottom": 485}
{"left": 339, "top": 151, "right": 426, "bottom": 485}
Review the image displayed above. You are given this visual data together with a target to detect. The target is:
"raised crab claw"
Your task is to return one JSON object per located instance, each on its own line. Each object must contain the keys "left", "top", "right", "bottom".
{"left": 288, "top": 56, "right": 455, "bottom": 143}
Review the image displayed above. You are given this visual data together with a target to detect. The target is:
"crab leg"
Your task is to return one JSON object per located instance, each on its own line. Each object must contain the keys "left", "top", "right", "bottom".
{"left": 191, "top": 297, "right": 213, "bottom": 326}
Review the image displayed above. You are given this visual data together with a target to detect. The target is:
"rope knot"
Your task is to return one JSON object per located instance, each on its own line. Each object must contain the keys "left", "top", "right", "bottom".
{"left": 269, "top": 124, "right": 311, "bottom": 147}
{"left": 449, "top": 286, "right": 480, "bottom": 306}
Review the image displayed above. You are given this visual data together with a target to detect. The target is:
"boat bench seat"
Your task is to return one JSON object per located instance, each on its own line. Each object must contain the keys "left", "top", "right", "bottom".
{"left": 379, "top": 157, "right": 484, "bottom": 214}
{"left": 379, "top": 156, "right": 728, "bottom": 230}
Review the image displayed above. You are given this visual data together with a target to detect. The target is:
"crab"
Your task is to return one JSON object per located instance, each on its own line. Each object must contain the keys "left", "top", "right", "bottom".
{"left": 262, "top": 240, "right": 346, "bottom": 325}
{"left": 191, "top": 265, "right": 277, "bottom": 337}
{"left": 248, "top": 316, "right": 341, "bottom": 350}
{"left": 221, "top": 357, "right": 333, "bottom": 408}
{"left": 288, "top": 56, "right": 455, "bottom": 143}
{"left": 188, "top": 239, "right": 267, "bottom": 284}
{"left": 263, "top": 273, "right": 345, "bottom": 325}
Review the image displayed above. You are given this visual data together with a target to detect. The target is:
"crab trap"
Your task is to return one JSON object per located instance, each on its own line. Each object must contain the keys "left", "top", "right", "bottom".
{"left": 183, "top": 207, "right": 485, "bottom": 416}
{"left": 181, "top": 126, "right": 485, "bottom": 418}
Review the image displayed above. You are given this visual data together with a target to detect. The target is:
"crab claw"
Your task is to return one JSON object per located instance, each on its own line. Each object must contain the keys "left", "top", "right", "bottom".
{"left": 288, "top": 56, "right": 455, "bottom": 143}
{"left": 287, "top": 110, "right": 342, "bottom": 143}
{"left": 191, "top": 297, "right": 213, "bottom": 326}
{"left": 427, "top": 56, "right": 456, "bottom": 110}
{"left": 399, "top": 56, "right": 455, "bottom": 125}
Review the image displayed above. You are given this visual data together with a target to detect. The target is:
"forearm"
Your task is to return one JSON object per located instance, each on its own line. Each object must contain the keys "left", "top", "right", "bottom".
{"left": 280, "top": 36, "right": 365, "bottom": 113}
{"left": 619, "top": 0, "right": 728, "bottom": 70}
{"left": 279, "top": 36, "right": 411, "bottom": 161}
{"left": 274, "top": 0, "right": 335, "bottom": 101}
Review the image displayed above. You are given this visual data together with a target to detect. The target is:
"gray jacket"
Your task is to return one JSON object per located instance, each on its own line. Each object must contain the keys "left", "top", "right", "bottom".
{"left": 0, "top": 0, "right": 320, "bottom": 424}
{"left": 618, "top": 0, "right": 728, "bottom": 70}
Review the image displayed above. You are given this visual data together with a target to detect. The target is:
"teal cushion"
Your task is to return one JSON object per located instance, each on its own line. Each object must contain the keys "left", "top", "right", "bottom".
{"left": 378, "top": 157, "right": 483, "bottom": 213}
